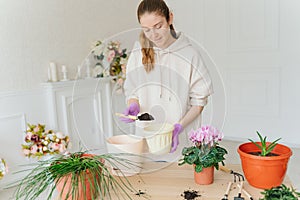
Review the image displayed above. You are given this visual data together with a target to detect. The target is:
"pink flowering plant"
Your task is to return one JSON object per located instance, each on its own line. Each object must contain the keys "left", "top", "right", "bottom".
{"left": 22, "top": 123, "right": 69, "bottom": 158}
{"left": 179, "top": 125, "right": 227, "bottom": 173}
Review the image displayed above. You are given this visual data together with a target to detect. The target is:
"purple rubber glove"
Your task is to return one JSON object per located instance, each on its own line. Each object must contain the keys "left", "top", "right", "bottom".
{"left": 120, "top": 102, "right": 140, "bottom": 123}
{"left": 170, "top": 123, "right": 183, "bottom": 153}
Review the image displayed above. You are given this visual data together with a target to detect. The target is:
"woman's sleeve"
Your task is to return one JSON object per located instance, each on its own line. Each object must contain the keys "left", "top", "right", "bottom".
{"left": 123, "top": 42, "right": 140, "bottom": 102}
{"left": 189, "top": 54, "right": 214, "bottom": 106}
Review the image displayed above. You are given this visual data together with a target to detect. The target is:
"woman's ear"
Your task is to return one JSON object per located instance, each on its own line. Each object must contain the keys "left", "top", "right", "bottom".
{"left": 168, "top": 12, "right": 174, "bottom": 25}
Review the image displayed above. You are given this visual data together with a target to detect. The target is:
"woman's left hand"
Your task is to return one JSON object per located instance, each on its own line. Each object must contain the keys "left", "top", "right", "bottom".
{"left": 170, "top": 123, "right": 183, "bottom": 153}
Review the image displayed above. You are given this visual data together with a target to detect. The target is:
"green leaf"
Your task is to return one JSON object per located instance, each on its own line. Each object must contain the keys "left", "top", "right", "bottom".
{"left": 249, "top": 131, "right": 281, "bottom": 156}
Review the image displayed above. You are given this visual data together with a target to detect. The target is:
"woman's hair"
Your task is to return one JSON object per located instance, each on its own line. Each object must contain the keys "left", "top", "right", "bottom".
{"left": 137, "top": 0, "right": 176, "bottom": 73}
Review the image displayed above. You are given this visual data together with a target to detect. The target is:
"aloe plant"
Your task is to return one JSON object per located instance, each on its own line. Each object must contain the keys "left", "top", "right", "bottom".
{"left": 248, "top": 131, "right": 281, "bottom": 156}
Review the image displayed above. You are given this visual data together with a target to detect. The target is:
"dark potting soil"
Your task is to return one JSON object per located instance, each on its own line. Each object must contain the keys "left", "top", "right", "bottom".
{"left": 249, "top": 151, "right": 279, "bottom": 156}
{"left": 138, "top": 113, "right": 154, "bottom": 121}
{"left": 135, "top": 190, "right": 146, "bottom": 196}
{"left": 181, "top": 190, "right": 201, "bottom": 200}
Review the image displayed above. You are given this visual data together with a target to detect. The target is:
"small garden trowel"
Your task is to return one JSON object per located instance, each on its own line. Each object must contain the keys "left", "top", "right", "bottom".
{"left": 116, "top": 112, "right": 154, "bottom": 121}
{"left": 234, "top": 181, "right": 245, "bottom": 200}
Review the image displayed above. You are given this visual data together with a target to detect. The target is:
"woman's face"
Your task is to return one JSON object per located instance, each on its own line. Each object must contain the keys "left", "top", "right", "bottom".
{"left": 139, "top": 12, "right": 173, "bottom": 49}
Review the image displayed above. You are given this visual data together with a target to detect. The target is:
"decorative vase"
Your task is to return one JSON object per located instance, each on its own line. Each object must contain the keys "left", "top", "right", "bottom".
{"left": 194, "top": 166, "right": 214, "bottom": 185}
{"left": 238, "top": 142, "right": 292, "bottom": 189}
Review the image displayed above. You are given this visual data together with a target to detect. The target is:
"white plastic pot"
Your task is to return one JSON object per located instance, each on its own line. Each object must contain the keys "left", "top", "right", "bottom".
{"left": 143, "top": 123, "right": 174, "bottom": 155}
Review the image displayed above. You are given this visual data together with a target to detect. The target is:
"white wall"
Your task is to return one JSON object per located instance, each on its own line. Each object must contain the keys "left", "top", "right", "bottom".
{"left": 167, "top": 0, "right": 300, "bottom": 146}
{"left": 0, "top": 0, "right": 139, "bottom": 91}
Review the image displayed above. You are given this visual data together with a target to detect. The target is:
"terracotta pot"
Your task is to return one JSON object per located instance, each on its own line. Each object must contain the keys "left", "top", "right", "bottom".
{"left": 56, "top": 154, "right": 102, "bottom": 200}
{"left": 238, "top": 142, "right": 292, "bottom": 189}
{"left": 194, "top": 166, "right": 214, "bottom": 185}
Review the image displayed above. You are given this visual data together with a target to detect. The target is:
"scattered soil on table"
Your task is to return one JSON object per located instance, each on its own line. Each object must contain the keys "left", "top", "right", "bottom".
{"left": 181, "top": 190, "right": 201, "bottom": 200}
{"left": 249, "top": 151, "right": 279, "bottom": 156}
{"left": 135, "top": 190, "right": 146, "bottom": 196}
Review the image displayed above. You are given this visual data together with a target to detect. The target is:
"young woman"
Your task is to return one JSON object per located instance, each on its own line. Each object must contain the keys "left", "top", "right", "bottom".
{"left": 121, "top": 0, "right": 213, "bottom": 154}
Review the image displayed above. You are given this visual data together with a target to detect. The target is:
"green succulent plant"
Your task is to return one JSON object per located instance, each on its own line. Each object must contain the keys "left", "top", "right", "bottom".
{"left": 248, "top": 131, "right": 281, "bottom": 156}
{"left": 260, "top": 184, "right": 300, "bottom": 200}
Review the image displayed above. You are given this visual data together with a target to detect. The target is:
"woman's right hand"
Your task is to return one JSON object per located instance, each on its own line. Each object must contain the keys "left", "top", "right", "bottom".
{"left": 120, "top": 102, "right": 140, "bottom": 123}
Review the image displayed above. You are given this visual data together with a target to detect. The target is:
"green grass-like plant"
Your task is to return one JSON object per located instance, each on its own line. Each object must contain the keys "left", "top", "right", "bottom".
{"left": 260, "top": 184, "right": 300, "bottom": 200}
{"left": 248, "top": 131, "right": 281, "bottom": 156}
{"left": 12, "top": 151, "right": 140, "bottom": 200}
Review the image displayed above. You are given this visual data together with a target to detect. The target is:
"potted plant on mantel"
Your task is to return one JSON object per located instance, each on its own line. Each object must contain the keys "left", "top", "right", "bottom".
{"left": 179, "top": 125, "right": 227, "bottom": 185}
{"left": 13, "top": 151, "right": 139, "bottom": 200}
{"left": 238, "top": 131, "right": 292, "bottom": 189}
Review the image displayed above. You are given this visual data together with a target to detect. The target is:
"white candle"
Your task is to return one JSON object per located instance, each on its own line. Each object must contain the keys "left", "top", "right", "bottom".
{"left": 50, "top": 62, "right": 58, "bottom": 82}
{"left": 61, "top": 65, "right": 67, "bottom": 73}
{"left": 61, "top": 65, "right": 68, "bottom": 81}
{"left": 77, "top": 65, "right": 82, "bottom": 79}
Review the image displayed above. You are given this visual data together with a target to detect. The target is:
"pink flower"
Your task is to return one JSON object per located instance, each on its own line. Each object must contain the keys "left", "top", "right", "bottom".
{"left": 33, "top": 126, "right": 40, "bottom": 133}
{"left": 52, "top": 143, "right": 60, "bottom": 151}
{"left": 59, "top": 144, "right": 66, "bottom": 153}
{"left": 23, "top": 149, "right": 30, "bottom": 156}
{"left": 31, "top": 134, "right": 40, "bottom": 142}
{"left": 117, "top": 78, "right": 124, "bottom": 86}
{"left": 25, "top": 132, "right": 32, "bottom": 141}
{"left": 121, "top": 64, "right": 126, "bottom": 73}
{"left": 30, "top": 145, "right": 38, "bottom": 154}
{"left": 107, "top": 50, "right": 115, "bottom": 63}
{"left": 188, "top": 125, "right": 223, "bottom": 147}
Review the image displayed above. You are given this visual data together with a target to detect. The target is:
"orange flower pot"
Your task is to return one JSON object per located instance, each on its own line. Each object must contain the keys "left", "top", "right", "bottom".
{"left": 194, "top": 166, "right": 214, "bottom": 185}
{"left": 56, "top": 154, "right": 103, "bottom": 200}
{"left": 238, "top": 142, "right": 292, "bottom": 189}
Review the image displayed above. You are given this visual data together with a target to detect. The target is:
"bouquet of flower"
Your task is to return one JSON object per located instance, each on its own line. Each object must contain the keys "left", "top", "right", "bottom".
{"left": 0, "top": 158, "right": 8, "bottom": 180}
{"left": 93, "top": 40, "right": 128, "bottom": 79}
{"left": 179, "top": 125, "right": 227, "bottom": 173}
{"left": 22, "top": 123, "right": 69, "bottom": 158}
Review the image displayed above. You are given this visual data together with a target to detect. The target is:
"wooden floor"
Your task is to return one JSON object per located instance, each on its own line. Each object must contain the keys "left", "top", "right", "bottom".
{"left": 105, "top": 162, "right": 292, "bottom": 200}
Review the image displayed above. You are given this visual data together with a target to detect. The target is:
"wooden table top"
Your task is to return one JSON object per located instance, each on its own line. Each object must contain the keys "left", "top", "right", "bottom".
{"left": 109, "top": 162, "right": 293, "bottom": 200}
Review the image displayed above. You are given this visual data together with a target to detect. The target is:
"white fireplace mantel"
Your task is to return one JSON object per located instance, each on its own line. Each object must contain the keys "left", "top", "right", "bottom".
{"left": 41, "top": 78, "right": 114, "bottom": 153}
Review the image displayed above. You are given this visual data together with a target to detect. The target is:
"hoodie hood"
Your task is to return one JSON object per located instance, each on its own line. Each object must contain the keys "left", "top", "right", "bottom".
{"left": 154, "top": 32, "right": 192, "bottom": 54}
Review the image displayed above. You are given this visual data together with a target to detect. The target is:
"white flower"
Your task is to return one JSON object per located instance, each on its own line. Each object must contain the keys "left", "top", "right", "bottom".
{"left": 93, "top": 64, "right": 104, "bottom": 76}
{"left": 102, "top": 69, "right": 110, "bottom": 77}
{"left": 56, "top": 132, "right": 64, "bottom": 139}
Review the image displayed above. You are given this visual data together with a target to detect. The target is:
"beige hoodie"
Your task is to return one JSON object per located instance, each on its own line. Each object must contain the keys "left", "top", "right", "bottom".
{"left": 124, "top": 32, "right": 213, "bottom": 128}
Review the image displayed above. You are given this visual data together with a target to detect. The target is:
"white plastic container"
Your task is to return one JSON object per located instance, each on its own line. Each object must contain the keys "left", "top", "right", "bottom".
{"left": 106, "top": 135, "right": 144, "bottom": 176}
{"left": 143, "top": 123, "right": 174, "bottom": 155}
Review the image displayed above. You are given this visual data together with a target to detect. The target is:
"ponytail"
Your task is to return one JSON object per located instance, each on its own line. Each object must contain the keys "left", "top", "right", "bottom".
{"left": 139, "top": 31, "right": 155, "bottom": 73}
